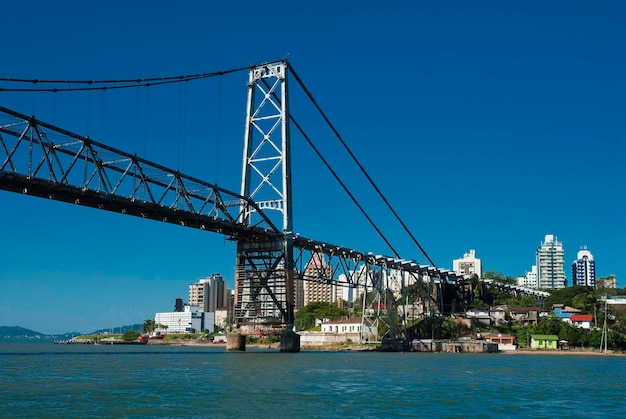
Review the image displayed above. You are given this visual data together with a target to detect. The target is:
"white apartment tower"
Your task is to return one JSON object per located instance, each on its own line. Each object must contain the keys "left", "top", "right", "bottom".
{"left": 453, "top": 249, "right": 482, "bottom": 277}
{"left": 572, "top": 247, "right": 596, "bottom": 287}
{"left": 536, "top": 235, "right": 566, "bottom": 289}
{"left": 189, "top": 273, "right": 230, "bottom": 312}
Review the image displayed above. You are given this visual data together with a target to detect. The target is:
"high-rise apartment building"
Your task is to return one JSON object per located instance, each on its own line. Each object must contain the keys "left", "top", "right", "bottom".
{"left": 453, "top": 249, "right": 482, "bottom": 277}
{"left": 536, "top": 234, "right": 566, "bottom": 289}
{"left": 572, "top": 247, "right": 596, "bottom": 287}
{"left": 300, "top": 253, "right": 335, "bottom": 308}
{"left": 189, "top": 273, "right": 230, "bottom": 312}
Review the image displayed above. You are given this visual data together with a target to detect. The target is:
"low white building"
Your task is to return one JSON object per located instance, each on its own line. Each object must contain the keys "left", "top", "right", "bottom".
{"left": 155, "top": 305, "right": 215, "bottom": 334}
{"left": 320, "top": 317, "right": 377, "bottom": 341}
{"left": 300, "top": 317, "right": 377, "bottom": 347}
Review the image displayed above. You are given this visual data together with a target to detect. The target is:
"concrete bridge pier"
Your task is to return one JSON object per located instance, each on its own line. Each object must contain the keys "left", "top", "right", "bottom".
{"left": 279, "top": 325, "right": 300, "bottom": 353}
{"left": 280, "top": 333, "right": 300, "bottom": 352}
{"left": 226, "top": 333, "right": 246, "bottom": 351}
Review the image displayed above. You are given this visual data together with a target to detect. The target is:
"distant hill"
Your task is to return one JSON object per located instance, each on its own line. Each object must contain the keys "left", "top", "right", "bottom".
{"left": 0, "top": 324, "right": 141, "bottom": 338}
{"left": 0, "top": 326, "right": 46, "bottom": 337}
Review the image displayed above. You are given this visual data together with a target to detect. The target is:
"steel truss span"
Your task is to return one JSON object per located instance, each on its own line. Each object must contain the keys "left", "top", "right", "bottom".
{"left": 0, "top": 103, "right": 469, "bottom": 321}
{"left": 0, "top": 105, "right": 280, "bottom": 240}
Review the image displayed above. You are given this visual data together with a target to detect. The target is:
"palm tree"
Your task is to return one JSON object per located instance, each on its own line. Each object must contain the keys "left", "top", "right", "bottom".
{"left": 143, "top": 319, "right": 156, "bottom": 333}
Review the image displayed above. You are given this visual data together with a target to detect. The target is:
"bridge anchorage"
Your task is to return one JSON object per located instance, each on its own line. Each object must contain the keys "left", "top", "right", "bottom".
{"left": 0, "top": 59, "right": 549, "bottom": 352}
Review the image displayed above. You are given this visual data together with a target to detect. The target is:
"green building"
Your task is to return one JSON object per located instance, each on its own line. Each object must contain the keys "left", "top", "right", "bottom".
{"left": 530, "top": 334, "right": 558, "bottom": 350}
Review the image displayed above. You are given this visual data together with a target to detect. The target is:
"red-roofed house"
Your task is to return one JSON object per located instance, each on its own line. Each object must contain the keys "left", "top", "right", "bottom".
{"left": 568, "top": 314, "right": 593, "bottom": 329}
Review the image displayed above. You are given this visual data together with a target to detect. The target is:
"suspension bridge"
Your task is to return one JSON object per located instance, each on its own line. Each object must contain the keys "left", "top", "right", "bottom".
{"left": 0, "top": 59, "right": 547, "bottom": 351}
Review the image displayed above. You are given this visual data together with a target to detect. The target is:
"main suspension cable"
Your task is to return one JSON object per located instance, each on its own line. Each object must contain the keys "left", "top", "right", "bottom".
{"left": 260, "top": 75, "right": 401, "bottom": 258}
{"left": 289, "top": 114, "right": 401, "bottom": 259}
{"left": 289, "top": 64, "right": 437, "bottom": 267}
{"left": 0, "top": 66, "right": 251, "bottom": 92}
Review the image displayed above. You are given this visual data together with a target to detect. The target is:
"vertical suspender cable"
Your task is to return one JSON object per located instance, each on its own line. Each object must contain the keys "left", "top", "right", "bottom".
{"left": 182, "top": 81, "right": 188, "bottom": 172}
{"left": 144, "top": 85, "right": 150, "bottom": 157}
{"left": 86, "top": 88, "right": 92, "bottom": 136}
{"left": 215, "top": 77, "right": 222, "bottom": 184}
{"left": 134, "top": 82, "right": 140, "bottom": 155}
{"left": 100, "top": 88, "right": 106, "bottom": 141}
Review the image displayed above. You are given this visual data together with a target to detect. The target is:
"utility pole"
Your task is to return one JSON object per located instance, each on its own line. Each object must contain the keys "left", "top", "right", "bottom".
{"left": 600, "top": 296, "right": 608, "bottom": 354}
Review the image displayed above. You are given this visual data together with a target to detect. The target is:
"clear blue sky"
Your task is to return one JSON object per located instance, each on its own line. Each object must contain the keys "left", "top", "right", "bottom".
{"left": 1, "top": 1, "right": 624, "bottom": 334}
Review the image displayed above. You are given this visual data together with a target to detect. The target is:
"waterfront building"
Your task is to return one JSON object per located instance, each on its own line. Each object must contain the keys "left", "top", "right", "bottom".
{"left": 320, "top": 317, "right": 377, "bottom": 340}
{"left": 452, "top": 249, "right": 482, "bottom": 277}
{"left": 154, "top": 305, "right": 215, "bottom": 334}
{"left": 189, "top": 273, "right": 230, "bottom": 313}
{"left": 484, "top": 334, "right": 517, "bottom": 351}
{"left": 536, "top": 234, "right": 566, "bottom": 289}
{"left": 530, "top": 334, "right": 558, "bottom": 350}
{"left": 298, "top": 317, "right": 377, "bottom": 346}
{"left": 571, "top": 247, "right": 596, "bottom": 287}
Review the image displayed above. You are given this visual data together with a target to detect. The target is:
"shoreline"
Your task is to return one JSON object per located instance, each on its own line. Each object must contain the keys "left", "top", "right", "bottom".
{"left": 146, "top": 339, "right": 625, "bottom": 356}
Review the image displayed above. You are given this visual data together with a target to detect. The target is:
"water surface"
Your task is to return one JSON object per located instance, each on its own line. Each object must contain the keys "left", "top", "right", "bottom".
{"left": 1, "top": 341, "right": 624, "bottom": 418}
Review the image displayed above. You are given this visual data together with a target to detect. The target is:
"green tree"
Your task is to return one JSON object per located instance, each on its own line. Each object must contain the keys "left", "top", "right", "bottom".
{"left": 122, "top": 330, "right": 141, "bottom": 341}
{"left": 572, "top": 291, "right": 598, "bottom": 312}
{"left": 543, "top": 285, "right": 595, "bottom": 308}
{"left": 440, "top": 317, "right": 468, "bottom": 339}
{"left": 535, "top": 315, "right": 562, "bottom": 335}
{"left": 496, "top": 295, "right": 539, "bottom": 307}
{"left": 482, "top": 270, "right": 505, "bottom": 280}
{"left": 513, "top": 325, "right": 534, "bottom": 349}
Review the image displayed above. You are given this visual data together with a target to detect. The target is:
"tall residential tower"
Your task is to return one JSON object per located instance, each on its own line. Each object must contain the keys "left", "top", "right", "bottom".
{"left": 572, "top": 247, "right": 596, "bottom": 287}
{"left": 536, "top": 234, "right": 566, "bottom": 289}
{"left": 189, "top": 273, "right": 230, "bottom": 312}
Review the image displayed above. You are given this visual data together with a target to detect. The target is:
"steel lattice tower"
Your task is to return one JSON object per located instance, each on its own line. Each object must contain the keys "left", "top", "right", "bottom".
{"left": 233, "top": 60, "right": 296, "bottom": 338}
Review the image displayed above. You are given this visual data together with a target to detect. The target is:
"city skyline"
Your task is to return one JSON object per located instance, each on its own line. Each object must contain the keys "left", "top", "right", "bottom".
{"left": 1, "top": 1, "right": 624, "bottom": 334}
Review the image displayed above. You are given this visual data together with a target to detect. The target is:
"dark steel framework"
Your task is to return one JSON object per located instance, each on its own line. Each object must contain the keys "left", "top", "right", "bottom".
{"left": 0, "top": 61, "right": 549, "bottom": 341}
{"left": 0, "top": 105, "right": 281, "bottom": 240}
{"left": 235, "top": 61, "right": 295, "bottom": 332}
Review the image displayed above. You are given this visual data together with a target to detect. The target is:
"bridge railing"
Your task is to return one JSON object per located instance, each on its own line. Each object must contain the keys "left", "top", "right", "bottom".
{"left": 0, "top": 105, "right": 280, "bottom": 238}
{"left": 293, "top": 235, "right": 466, "bottom": 285}
{"left": 481, "top": 278, "right": 550, "bottom": 299}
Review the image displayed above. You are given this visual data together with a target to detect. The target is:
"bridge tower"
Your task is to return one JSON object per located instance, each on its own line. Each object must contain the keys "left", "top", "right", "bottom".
{"left": 233, "top": 60, "right": 299, "bottom": 351}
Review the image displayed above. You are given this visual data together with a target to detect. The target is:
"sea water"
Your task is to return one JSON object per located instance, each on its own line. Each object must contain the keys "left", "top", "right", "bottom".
{"left": 1, "top": 340, "right": 625, "bottom": 418}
